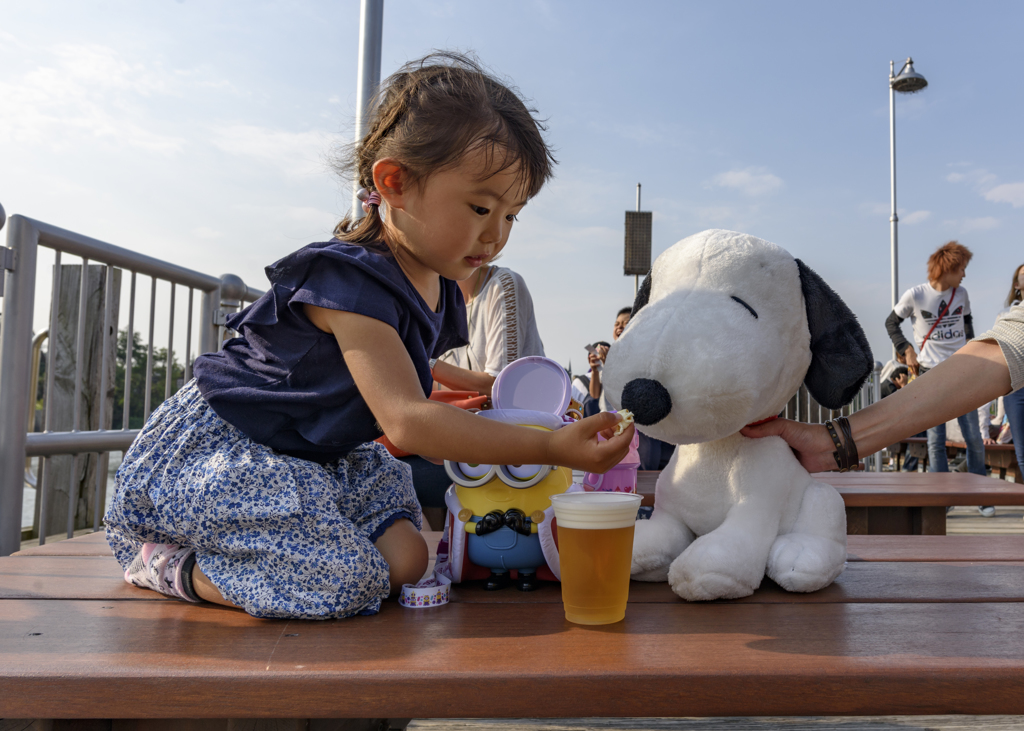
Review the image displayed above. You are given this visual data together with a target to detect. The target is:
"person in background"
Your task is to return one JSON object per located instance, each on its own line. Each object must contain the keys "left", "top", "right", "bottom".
{"left": 978, "top": 397, "right": 1005, "bottom": 445}
{"left": 571, "top": 340, "right": 610, "bottom": 409}
{"left": 884, "top": 241, "right": 991, "bottom": 514}
{"left": 586, "top": 306, "right": 676, "bottom": 470}
{"left": 585, "top": 307, "right": 632, "bottom": 411}
{"left": 997, "top": 262, "right": 1024, "bottom": 488}
{"left": 881, "top": 365, "right": 909, "bottom": 399}
{"left": 439, "top": 263, "right": 545, "bottom": 376}
{"left": 879, "top": 349, "right": 908, "bottom": 385}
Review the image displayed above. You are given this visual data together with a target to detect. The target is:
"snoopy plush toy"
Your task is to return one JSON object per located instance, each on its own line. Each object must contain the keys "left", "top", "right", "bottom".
{"left": 603, "top": 229, "right": 873, "bottom": 601}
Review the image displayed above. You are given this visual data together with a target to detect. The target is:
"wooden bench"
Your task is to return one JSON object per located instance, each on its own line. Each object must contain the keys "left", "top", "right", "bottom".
{"left": 894, "top": 437, "right": 1022, "bottom": 483}
{"left": 637, "top": 470, "right": 1024, "bottom": 535}
{"left": 4, "top": 530, "right": 1024, "bottom": 726}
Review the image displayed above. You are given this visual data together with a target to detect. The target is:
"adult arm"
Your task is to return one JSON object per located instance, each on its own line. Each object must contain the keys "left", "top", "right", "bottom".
{"left": 587, "top": 345, "right": 609, "bottom": 400}
{"left": 431, "top": 360, "right": 495, "bottom": 397}
{"left": 885, "top": 310, "right": 911, "bottom": 355}
{"left": 304, "top": 304, "right": 633, "bottom": 472}
{"left": 741, "top": 339, "right": 1012, "bottom": 473}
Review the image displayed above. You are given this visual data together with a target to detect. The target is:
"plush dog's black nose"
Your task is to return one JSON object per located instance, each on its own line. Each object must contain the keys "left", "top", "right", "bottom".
{"left": 621, "top": 378, "right": 672, "bottom": 425}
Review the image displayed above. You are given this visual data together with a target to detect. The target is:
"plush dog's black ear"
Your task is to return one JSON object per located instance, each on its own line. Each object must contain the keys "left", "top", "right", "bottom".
{"left": 631, "top": 269, "right": 652, "bottom": 318}
{"left": 796, "top": 259, "right": 873, "bottom": 409}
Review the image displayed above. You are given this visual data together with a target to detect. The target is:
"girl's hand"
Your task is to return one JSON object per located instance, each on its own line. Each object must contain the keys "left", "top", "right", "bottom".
{"left": 548, "top": 412, "right": 635, "bottom": 474}
{"left": 740, "top": 418, "right": 836, "bottom": 473}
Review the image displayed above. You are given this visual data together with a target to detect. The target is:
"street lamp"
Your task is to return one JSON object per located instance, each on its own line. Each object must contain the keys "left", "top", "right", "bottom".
{"left": 889, "top": 57, "right": 928, "bottom": 322}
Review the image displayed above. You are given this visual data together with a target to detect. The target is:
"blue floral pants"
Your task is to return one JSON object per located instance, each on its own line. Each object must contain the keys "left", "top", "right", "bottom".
{"left": 104, "top": 380, "right": 420, "bottom": 619}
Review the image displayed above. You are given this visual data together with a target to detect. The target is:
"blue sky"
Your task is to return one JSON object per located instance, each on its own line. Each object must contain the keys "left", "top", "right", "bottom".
{"left": 3, "top": 0, "right": 1023, "bottom": 373}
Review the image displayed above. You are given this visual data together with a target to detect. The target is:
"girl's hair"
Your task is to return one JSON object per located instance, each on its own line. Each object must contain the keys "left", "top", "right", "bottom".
{"left": 1006, "top": 263, "right": 1024, "bottom": 306}
{"left": 334, "top": 51, "right": 556, "bottom": 243}
{"left": 926, "top": 241, "right": 973, "bottom": 281}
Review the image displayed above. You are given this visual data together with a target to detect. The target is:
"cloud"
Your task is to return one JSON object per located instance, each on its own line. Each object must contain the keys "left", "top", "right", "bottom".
{"left": 710, "top": 167, "right": 783, "bottom": 196}
{"left": 901, "top": 210, "right": 931, "bottom": 225}
{"left": 209, "top": 125, "right": 332, "bottom": 178}
{"left": 942, "top": 216, "right": 999, "bottom": 232}
{"left": 0, "top": 42, "right": 229, "bottom": 155}
{"left": 984, "top": 183, "right": 1024, "bottom": 208}
{"left": 946, "top": 166, "right": 1024, "bottom": 208}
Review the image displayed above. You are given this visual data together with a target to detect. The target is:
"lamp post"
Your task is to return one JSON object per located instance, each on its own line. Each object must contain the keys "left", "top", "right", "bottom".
{"left": 889, "top": 58, "right": 928, "bottom": 322}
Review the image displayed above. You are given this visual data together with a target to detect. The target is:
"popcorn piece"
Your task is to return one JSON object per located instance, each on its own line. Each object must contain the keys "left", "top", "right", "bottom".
{"left": 614, "top": 409, "right": 634, "bottom": 436}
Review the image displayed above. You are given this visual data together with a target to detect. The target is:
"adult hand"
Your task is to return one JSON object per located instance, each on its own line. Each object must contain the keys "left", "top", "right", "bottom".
{"left": 549, "top": 412, "right": 634, "bottom": 474}
{"left": 740, "top": 418, "right": 838, "bottom": 473}
{"left": 587, "top": 352, "right": 602, "bottom": 369}
{"left": 903, "top": 348, "right": 920, "bottom": 376}
{"left": 983, "top": 437, "right": 996, "bottom": 446}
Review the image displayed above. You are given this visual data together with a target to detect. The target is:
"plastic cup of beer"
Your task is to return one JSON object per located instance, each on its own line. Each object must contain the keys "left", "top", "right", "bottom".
{"left": 550, "top": 492, "right": 642, "bottom": 625}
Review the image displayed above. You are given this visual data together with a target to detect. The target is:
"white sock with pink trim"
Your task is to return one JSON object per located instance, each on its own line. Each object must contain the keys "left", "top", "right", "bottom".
{"left": 124, "top": 543, "right": 201, "bottom": 603}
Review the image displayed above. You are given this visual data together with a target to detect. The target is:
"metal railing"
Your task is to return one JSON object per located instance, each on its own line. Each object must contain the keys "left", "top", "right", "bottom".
{"left": 782, "top": 362, "right": 886, "bottom": 471}
{"left": 0, "top": 206, "right": 263, "bottom": 555}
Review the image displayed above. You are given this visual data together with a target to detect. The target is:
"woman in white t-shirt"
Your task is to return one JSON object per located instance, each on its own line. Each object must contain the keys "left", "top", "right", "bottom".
{"left": 885, "top": 242, "right": 989, "bottom": 506}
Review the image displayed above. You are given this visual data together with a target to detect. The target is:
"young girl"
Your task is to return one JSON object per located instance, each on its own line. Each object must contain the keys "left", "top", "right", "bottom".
{"left": 104, "top": 52, "right": 634, "bottom": 620}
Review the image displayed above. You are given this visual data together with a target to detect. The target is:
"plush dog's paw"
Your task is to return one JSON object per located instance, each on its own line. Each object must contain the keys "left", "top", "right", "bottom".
{"left": 631, "top": 552, "right": 673, "bottom": 582}
{"left": 766, "top": 533, "right": 845, "bottom": 593}
{"left": 667, "top": 535, "right": 760, "bottom": 601}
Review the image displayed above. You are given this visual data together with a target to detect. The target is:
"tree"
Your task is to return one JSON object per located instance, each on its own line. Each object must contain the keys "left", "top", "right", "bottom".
{"left": 112, "top": 329, "right": 186, "bottom": 430}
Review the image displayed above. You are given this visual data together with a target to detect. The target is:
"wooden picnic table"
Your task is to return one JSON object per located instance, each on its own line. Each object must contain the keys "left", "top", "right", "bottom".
{"left": 3, "top": 530, "right": 1024, "bottom": 726}
{"left": 894, "top": 437, "right": 1022, "bottom": 483}
{"left": 636, "top": 470, "right": 1024, "bottom": 535}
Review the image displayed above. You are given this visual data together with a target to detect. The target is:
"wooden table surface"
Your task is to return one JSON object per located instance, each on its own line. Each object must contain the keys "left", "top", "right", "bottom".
{"left": 4, "top": 531, "right": 1024, "bottom": 720}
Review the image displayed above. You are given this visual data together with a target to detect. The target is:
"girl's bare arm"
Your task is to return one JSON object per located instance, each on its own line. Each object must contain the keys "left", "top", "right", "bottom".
{"left": 306, "top": 304, "right": 633, "bottom": 473}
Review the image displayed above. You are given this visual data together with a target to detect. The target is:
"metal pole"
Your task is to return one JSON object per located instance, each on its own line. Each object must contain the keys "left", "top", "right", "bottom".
{"left": 0, "top": 216, "right": 39, "bottom": 555}
{"left": 889, "top": 61, "right": 899, "bottom": 360}
{"left": 872, "top": 361, "right": 883, "bottom": 472}
{"left": 351, "top": 0, "right": 384, "bottom": 220}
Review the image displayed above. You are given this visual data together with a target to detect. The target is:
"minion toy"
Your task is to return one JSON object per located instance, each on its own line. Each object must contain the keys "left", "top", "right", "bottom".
{"left": 436, "top": 357, "right": 584, "bottom": 591}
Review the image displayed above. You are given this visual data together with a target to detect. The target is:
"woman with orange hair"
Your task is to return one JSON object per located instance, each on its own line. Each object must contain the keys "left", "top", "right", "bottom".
{"left": 884, "top": 241, "right": 990, "bottom": 512}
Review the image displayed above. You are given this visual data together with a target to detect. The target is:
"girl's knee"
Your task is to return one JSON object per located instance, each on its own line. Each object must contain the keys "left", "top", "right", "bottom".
{"left": 375, "top": 518, "right": 428, "bottom": 595}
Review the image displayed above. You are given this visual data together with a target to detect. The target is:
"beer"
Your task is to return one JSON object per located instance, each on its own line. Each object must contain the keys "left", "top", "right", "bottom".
{"left": 550, "top": 492, "right": 642, "bottom": 625}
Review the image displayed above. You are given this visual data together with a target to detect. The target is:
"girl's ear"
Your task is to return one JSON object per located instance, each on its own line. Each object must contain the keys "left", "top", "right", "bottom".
{"left": 372, "top": 158, "right": 408, "bottom": 209}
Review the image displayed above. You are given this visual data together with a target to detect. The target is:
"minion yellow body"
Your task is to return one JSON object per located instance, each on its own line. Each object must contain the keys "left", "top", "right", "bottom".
{"left": 445, "top": 424, "right": 574, "bottom": 590}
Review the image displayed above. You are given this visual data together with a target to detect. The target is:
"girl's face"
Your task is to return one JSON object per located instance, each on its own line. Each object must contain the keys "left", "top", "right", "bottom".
{"left": 379, "top": 146, "right": 527, "bottom": 288}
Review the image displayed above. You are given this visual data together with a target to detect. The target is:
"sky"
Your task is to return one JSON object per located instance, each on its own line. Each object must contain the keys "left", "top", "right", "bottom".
{"left": 2, "top": 0, "right": 1023, "bottom": 375}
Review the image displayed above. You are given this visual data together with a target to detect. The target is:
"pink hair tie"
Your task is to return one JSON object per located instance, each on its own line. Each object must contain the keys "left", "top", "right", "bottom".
{"left": 357, "top": 188, "right": 381, "bottom": 213}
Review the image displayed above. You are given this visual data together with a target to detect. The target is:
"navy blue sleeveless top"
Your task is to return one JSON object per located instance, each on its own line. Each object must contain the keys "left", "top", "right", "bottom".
{"left": 193, "top": 240, "right": 468, "bottom": 462}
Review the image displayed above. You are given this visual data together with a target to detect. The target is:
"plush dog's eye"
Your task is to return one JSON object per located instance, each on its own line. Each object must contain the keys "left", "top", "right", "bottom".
{"left": 731, "top": 296, "right": 758, "bottom": 319}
